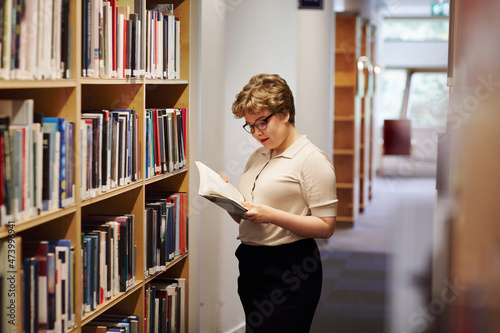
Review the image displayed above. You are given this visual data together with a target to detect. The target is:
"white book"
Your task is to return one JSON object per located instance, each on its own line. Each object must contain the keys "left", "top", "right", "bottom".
{"left": 105, "top": 2, "right": 113, "bottom": 78}
{"left": 167, "top": 14, "right": 176, "bottom": 79}
{"left": 25, "top": 0, "right": 39, "bottom": 79}
{"left": 80, "top": 120, "right": 87, "bottom": 200}
{"left": 117, "top": 13, "right": 124, "bottom": 78}
{"left": 52, "top": 132, "right": 60, "bottom": 210}
{"left": 43, "top": 0, "right": 54, "bottom": 79}
{"left": 33, "top": 123, "right": 44, "bottom": 214}
{"left": 157, "top": 12, "right": 163, "bottom": 79}
{"left": 52, "top": 0, "right": 62, "bottom": 79}
{"left": 175, "top": 19, "right": 181, "bottom": 79}
{"left": 111, "top": 117, "right": 119, "bottom": 188}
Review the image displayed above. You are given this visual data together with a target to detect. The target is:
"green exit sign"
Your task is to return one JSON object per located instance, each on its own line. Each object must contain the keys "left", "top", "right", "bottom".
{"left": 431, "top": 3, "right": 450, "bottom": 16}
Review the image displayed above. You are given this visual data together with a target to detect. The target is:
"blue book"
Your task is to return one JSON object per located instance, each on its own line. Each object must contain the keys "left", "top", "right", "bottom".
{"left": 43, "top": 117, "right": 68, "bottom": 208}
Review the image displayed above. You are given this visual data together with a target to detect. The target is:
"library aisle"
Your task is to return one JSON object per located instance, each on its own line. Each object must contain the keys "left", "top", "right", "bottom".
{"left": 311, "top": 176, "right": 436, "bottom": 333}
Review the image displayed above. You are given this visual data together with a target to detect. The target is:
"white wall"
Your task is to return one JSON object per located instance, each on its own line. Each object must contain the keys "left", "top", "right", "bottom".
{"left": 382, "top": 41, "right": 448, "bottom": 69}
{"left": 190, "top": 1, "right": 334, "bottom": 332}
{"left": 297, "top": 1, "right": 335, "bottom": 159}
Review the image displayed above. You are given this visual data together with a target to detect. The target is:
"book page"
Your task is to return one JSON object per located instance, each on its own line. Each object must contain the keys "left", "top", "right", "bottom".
{"left": 195, "top": 161, "right": 244, "bottom": 202}
{"left": 195, "top": 161, "right": 248, "bottom": 217}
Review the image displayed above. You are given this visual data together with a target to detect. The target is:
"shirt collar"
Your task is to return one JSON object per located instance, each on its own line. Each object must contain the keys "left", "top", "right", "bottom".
{"left": 261, "top": 136, "right": 310, "bottom": 159}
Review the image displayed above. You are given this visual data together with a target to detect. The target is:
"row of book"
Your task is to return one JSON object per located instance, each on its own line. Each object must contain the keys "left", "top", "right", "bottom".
{"left": 0, "top": 205, "right": 186, "bottom": 331}
{"left": 145, "top": 279, "right": 186, "bottom": 333}
{"left": 82, "top": 214, "right": 136, "bottom": 315}
{"left": 83, "top": 314, "right": 139, "bottom": 333}
{"left": 81, "top": 277, "right": 186, "bottom": 333}
{"left": 81, "top": 109, "right": 140, "bottom": 200}
{"left": 144, "top": 193, "right": 188, "bottom": 277}
{"left": 0, "top": 0, "right": 71, "bottom": 80}
{"left": 0, "top": 237, "right": 76, "bottom": 333}
{"left": 0, "top": 99, "right": 76, "bottom": 226}
{"left": 83, "top": 2, "right": 181, "bottom": 80}
{"left": 145, "top": 108, "right": 187, "bottom": 179}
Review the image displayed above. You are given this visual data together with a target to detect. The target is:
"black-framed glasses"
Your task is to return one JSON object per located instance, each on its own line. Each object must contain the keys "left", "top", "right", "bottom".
{"left": 243, "top": 114, "right": 274, "bottom": 133}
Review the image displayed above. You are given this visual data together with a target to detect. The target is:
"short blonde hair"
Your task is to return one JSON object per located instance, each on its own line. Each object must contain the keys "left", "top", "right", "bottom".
{"left": 232, "top": 73, "right": 295, "bottom": 125}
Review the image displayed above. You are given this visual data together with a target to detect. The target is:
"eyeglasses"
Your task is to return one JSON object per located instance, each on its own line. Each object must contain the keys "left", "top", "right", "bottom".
{"left": 243, "top": 114, "right": 274, "bottom": 133}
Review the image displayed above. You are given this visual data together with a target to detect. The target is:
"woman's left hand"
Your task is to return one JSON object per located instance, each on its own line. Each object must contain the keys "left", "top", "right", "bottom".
{"left": 240, "top": 202, "right": 275, "bottom": 224}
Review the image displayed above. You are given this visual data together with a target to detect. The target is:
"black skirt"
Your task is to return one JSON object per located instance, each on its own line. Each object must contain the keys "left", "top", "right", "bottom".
{"left": 235, "top": 238, "right": 323, "bottom": 333}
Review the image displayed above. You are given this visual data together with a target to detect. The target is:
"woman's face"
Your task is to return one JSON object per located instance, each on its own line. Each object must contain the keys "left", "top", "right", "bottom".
{"left": 244, "top": 109, "right": 291, "bottom": 152}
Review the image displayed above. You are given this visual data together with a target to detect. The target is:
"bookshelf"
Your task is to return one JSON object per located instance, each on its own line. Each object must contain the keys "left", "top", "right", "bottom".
{"left": 0, "top": 0, "right": 191, "bottom": 332}
{"left": 437, "top": 0, "right": 500, "bottom": 332}
{"left": 368, "top": 26, "right": 376, "bottom": 201}
{"left": 358, "top": 21, "right": 373, "bottom": 213}
{"left": 333, "top": 12, "right": 362, "bottom": 223}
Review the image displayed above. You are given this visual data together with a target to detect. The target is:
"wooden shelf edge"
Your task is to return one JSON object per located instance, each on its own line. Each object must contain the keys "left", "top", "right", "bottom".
{"left": 81, "top": 181, "right": 144, "bottom": 207}
{"left": 0, "top": 79, "right": 77, "bottom": 89}
{"left": 81, "top": 281, "right": 144, "bottom": 326}
{"left": 144, "top": 253, "right": 189, "bottom": 284}
{"left": 336, "top": 216, "right": 354, "bottom": 222}
{"left": 80, "top": 78, "right": 189, "bottom": 85}
{"left": 337, "top": 183, "right": 354, "bottom": 189}
{"left": 0, "top": 205, "right": 77, "bottom": 238}
{"left": 335, "top": 116, "right": 355, "bottom": 121}
{"left": 80, "top": 77, "right": 144, "bottom": 85}
{"left": 144, "top": 167, "right": 188, "bottom": 185}
{"left": 334, "top": 149, "right": 355, "bottom": 155}
{"left": 145, "top": 79, "right": 189, "bottom": 85}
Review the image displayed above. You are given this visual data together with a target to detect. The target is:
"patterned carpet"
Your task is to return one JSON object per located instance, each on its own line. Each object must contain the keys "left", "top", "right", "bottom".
{"left": 310, "top": 250, "right": 390, "bottom": 333}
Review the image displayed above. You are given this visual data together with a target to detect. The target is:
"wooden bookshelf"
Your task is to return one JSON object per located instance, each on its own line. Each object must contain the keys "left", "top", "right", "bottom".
{"left": 358, "top": 21, "right": 372, "bottom": 213}
{"left": 333, "top": 12, "right": 362, "bottom": 223}
{"left": 437, "top": 1, "right": 500, "bottom": 332}
{"left": 0, "top": 0, "right": 191, "bottom": 332}
{"left": 368, "top": 25, "right": 376, "bottom": 201}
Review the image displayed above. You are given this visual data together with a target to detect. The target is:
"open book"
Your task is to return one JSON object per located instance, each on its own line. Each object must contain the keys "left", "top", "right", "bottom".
{"left": 195, "top": 161, "right": 248, "bottom": 218}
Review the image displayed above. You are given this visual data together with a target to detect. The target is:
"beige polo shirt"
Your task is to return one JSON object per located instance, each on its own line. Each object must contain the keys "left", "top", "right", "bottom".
{"left": 238, "top": 136, "right": 338, "bottom": 246}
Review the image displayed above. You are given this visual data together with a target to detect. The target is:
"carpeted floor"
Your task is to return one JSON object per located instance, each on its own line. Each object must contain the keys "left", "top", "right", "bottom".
{"left": 309, "top": 177, "right": 436, "bottom": 333}
{"left": 310, "top": 251, "right": 389, "bottom": 333}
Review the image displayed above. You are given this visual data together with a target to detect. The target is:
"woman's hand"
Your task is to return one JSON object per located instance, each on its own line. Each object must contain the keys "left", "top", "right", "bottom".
{"left": 241, "top": 202, "right": 275, "bottom": 224}
{"left": 220, "top": 174, "right": 229, "bottom": 183}
{"left": 241, "top": 202, "right": 336, "bottom": 238}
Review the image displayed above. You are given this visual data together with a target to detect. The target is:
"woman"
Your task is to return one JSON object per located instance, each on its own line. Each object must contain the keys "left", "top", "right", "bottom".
{"left": 228, "top": 73, "right": 338, "bottom": 332}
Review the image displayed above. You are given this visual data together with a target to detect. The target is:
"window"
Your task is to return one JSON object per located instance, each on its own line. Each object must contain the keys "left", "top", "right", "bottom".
{"left": 382, "top": 18, "right": 449, "bottom": 42}
{"left": 379, "top": 69, "right": 407, "bottom": 123}
{"left": 407, "top": 72, "right": 448, "bottom": 128}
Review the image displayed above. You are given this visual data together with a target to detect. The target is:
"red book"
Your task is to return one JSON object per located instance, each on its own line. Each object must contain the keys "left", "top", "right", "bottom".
{"left": 152, "top": 109, "right": 161, "bottom": 174}
{"left": 109, "top": 0, "right": 117, "bottom": 73}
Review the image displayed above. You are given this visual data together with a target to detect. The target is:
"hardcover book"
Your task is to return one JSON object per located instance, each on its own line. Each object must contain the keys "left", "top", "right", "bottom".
{"left": 195, "top": 161, "right": 248, "bottom": 218}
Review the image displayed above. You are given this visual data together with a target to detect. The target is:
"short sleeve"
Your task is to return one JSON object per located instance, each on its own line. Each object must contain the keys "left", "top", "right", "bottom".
{"left": 301, "top": 151, "right": 338, "bottom": 217}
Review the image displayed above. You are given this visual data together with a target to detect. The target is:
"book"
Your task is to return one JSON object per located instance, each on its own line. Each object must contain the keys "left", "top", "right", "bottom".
{"left": 194, "top": 161, "right": 248, "bottom": 218}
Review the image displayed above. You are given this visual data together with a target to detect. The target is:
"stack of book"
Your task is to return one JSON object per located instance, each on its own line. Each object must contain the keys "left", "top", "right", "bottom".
{"left": 0, "top": 99, "right": 76, "bottom": 226}
{"left": 15, "top": 238, "right": 76, "bottom": 333}
{"left": 0, "top": 0, "right": 72, "bottom": 80}
{"left": 82, "top": 2, "right": 181, "bottom": 79}
{"left": 81, "top": 214, "right": 137, "bottom": 315}
{"left": 83, "top": 313, "right": 139, "bottom": 333}
{"left": 145, "top": 278, "right": 186, "bottom": 333}
{"left": 144, "top": 192, "right": 187, "bottom": 277}
{"left": 81, "top": 109, "right": 140, "bottom": 200}
{"left": 145, "top": 108, "right": 186, "bottom": 178}
{"left": 145, "top": 4, "right": 181, "bottom": 80}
